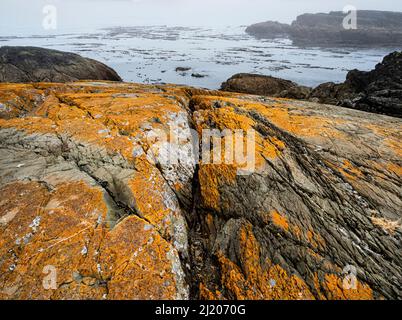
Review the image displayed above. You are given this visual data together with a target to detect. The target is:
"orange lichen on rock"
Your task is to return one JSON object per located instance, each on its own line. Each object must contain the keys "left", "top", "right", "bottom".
{"left": 363, "top": 123, "right": 402, "bottom": 158}
{"left": 99, "top": 215, "right": 186, "bottom": 300}
{"left": 193, "top": 105, "right": 255, "bottom": 132}
{"left": 0, "top": 81, "right": 194, "bottom": 300}
{"left": 306, "top": 229, "right": 326, "bottom": 249}
{"left": 198, "top": 283, "right": 224, "bottom": 300}
{"left": 0, "top": 82, "right": 189, "bottom": 164}
{"left": 321, "top": 274, "right": 373, "bottom": 300}
{"left": 0, "top": 116, "right": 58, "bottom": 135}
{"left": 1, "top": 81, "right": 400, "bottom": 300}
{"left": 0, "top": 179, "right": 186, "bottom": 300}
{"left": 342, "top": 160, "right": 364, "bottom": 178}
{"left": 386, "top": 162, "right": 402, "bottom": 176}
{"left": 0, "top": 84, "right": 45, "bottom": 119}
{"left": 324, "top": 158, "right": 367, "bottom": 188}
{"left": 212, "top": 221, "right": 372, "bottom": 300}
{"left": 126, "top": 160, "right": 188, "bottom": 253}
{"left": 198, "top": 164, "right": 237, "bottom": 211}
{"left": 215, "top": 222, "right": 315, "bottom": 300}
{"left": 0, "top": 180, "right": 109, "bottom": 299}
{"left": 192, "top": 95, "right": 286, "bottom": 174}
{"left": 270, "top": 210, "right": 289, "bottom": 231}
{"left": 230, "top": 99, "right": 347, "bottom": 140}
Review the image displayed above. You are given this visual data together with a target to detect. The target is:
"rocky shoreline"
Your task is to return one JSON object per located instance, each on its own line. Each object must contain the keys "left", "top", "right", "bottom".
{"left": 221, "top": 51, "right": 402, "bottom": 118}
{"left": 0, "top": 47, "right": 401, "bottom": 300}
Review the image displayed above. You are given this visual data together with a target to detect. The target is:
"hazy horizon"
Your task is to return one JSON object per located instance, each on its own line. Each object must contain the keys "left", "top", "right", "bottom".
{"left": 1, "top": 0, "right": 402, "bottom": 35}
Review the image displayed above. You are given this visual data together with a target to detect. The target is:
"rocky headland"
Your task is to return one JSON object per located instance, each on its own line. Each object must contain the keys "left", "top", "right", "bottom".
{"left": 246, "top": 10, "right": 402, "bottom": 47}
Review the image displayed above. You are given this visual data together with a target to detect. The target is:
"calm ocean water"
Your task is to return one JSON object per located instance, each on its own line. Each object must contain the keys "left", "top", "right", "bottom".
{"left": 1, "top": 25, "right": 399, "bottom": 89}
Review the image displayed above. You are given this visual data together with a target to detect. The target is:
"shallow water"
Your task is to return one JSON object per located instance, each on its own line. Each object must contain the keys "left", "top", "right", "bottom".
{"left": 1, "top": 25, "right": 399, "bottom": 89}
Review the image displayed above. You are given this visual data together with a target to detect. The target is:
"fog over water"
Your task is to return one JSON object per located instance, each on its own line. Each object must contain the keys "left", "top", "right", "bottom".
{"left": 1, "top": 0, "right": 401, "bottom": 35}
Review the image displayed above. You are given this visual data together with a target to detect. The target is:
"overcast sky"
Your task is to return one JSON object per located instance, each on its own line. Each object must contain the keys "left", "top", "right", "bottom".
{"left": 1, "top": 0, "right": 401, "bottom": 35}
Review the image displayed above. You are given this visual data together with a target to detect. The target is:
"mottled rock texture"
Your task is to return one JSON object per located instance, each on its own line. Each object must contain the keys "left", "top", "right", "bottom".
{"left": 0, "top": 82, "right": 191, "bottom": 300}
{"left": 0, "top": 47, "right": 122, "bottom": 83}
{"left": 0, "top": 81, "right": 401, "bottom": 300}
{"left": 246, "top": 10, "right": 402, "bottom": 47}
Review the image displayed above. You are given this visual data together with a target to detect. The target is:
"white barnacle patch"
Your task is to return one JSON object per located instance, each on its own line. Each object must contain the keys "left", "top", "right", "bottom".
{"left": 132, "top": 146, "right": 144, "bottom": 158}
{"left": 96, "top": 214, "right": 103, "bottom": 226}
{"left": 22, "top": 232, "right": 33, "bottom": 244}
{"left": 81, "top": 246, "right": 88, "bottom": 256}
{"left": 166, "top": 248, "right": 189, "bottom": 300}
{"left": 160, "top": 187, "right": 188, "bottom": 257}
{"left": 29, "top": 216, "right": 41, "bottom": 232}
{"left": 147, "top": 111, "right": 197, "bottom": 202}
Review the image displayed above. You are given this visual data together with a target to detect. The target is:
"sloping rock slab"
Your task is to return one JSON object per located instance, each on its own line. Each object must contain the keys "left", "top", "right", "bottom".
{"left": 0, "top": 82, "right": 401, "bottom": 300}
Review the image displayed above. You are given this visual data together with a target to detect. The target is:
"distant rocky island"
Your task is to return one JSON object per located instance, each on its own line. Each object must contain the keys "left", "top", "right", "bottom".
{"left": 246, "top": 10, "right": 402, "bottom": 47}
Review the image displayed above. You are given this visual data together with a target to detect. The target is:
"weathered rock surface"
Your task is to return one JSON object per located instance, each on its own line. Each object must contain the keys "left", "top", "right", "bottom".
{"left": 310, "top": 51, "right": 402, "bottom": 118}
{"left": 0, "top": 82, "right": 192, "bottom": 299}
{"left": 246, "top": 10, "right": 402, "bottom": 47}
{"left": 0, "top": 81, "right": 401, "bottom": 300}
{"left": 0, "top": 46, "right": 122, "bottom": 83}
{"left": 190, "top": 94, "right": 401, "bottom": 300}
{"left": 221, "top": 73, "right": 312, "bottom": 100}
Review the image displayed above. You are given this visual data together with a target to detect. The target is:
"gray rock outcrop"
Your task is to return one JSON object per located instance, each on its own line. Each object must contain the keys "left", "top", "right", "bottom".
{"left": 0, "top": 46, "right": 122, "bottom": 83}
{"left": 310, "top": 51, "right": 402, "bottom": 117}
{"left": 221, "top": 73, "right": 312, "bottom": 100}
